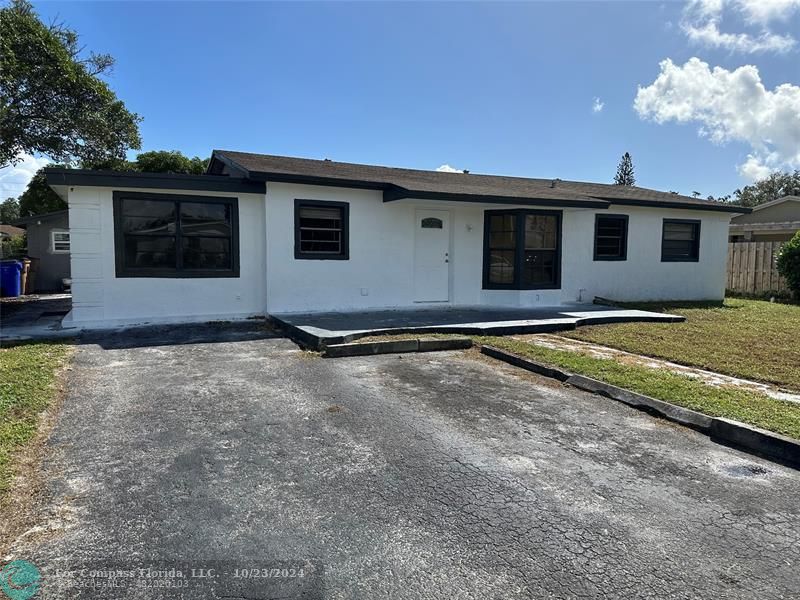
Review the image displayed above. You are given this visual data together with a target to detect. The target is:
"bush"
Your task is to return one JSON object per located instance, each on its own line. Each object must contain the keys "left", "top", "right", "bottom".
{"left": 776, "top": 231, "right": 800, "bottom": 297}
{"left": 0, "top": 234, "right": 25, "bottom": 259}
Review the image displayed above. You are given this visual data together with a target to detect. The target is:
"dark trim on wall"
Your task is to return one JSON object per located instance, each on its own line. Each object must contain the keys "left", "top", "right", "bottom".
{"left": 661, "top": 218, "right": 701, "bottom": 263}
{"left": 608, "top": 198, "right": 749, "bottom": 214}
{"left": 482, "top": 209, "right": 562, "bottom": 291}
{"left": 45, "top": 168, "right": 264, "bottom": 194}
{"left": 593, "top": 213, "right": 629, "bottom": 261}
{"left": 113, "top": 191, "right": 240, "bottom": 278}
{"left": 384, "top": 188, "right": 610, "bottom": 209}
{"left": 294, "top": 198, "right": 350, "bottom": 260}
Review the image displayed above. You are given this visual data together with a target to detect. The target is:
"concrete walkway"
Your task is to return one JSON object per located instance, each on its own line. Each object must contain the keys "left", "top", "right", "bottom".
{"left": 271, "top": 304, "right": 684, "bottom": 348}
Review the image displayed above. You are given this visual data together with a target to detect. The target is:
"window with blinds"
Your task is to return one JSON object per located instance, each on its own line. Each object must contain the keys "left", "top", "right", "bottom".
{"left": 661, "top": 219, "right": 700, "bottom": 262}
{"left": 294, "top": 200, "right": 349, "bottom": 260}
{"left": 594, "top": 215, "right": 628, "bottom": 261}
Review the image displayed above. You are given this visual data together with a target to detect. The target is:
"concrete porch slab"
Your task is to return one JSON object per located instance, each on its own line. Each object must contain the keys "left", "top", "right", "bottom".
{"left": 270, "top": 304, "right": 685, "bottom": 349}
{"left": 0, "top": 293, "right": 78, "bottom": 343}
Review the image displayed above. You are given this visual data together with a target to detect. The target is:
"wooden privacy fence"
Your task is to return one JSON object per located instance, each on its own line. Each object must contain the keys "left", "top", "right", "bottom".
{"left": 726, "top": 241, "right": 788, "bottom": 294}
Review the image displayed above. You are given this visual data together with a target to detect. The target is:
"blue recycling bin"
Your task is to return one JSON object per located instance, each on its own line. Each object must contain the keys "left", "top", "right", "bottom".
{"left": 0, "top": 260, "right": 23, "bottom": 297}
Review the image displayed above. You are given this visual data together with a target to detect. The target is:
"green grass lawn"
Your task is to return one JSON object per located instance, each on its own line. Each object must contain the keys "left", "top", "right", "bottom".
{"left": 561, "top": 298, "right": 800, "bottom": 391}
{"left": 479, "top": 336, "right": 800, "bottom": 440}
{"left": 0, "top": 342, "right": 70, "bottom": 494}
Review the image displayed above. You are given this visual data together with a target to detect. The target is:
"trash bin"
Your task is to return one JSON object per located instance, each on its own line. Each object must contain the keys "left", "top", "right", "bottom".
{"left": 0, "top": 260, "right": 23, "bottom": 297}
{"left": 20, "top": 258, "right": 31, "bottom": 295}
{"left": 27, "top": 256, "right": 39, "bottom": 294}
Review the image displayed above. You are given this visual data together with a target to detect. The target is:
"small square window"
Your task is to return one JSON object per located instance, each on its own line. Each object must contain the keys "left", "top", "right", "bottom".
{"left": 51, "top": 231, "right": 71, "bottom": 254}
{"left": 661, "top": 219, "right": 700, "bottom": 262}
{"left": 594, "top": 215, "right": 628, "bottom": 261}
{"left": 294, "top": 200, "right": 349, "bottom": 260}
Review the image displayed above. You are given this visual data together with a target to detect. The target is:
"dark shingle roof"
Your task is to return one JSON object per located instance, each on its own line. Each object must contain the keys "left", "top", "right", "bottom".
{"left": 212, "top": 150, "right": 749, "bottom": 213}
{"left": 0, "top": 224, "right": 25, "bottom": 237}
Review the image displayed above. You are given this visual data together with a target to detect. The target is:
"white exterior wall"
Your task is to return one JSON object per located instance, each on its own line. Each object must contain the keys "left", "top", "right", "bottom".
{"left": 66, "top": 186, "right": 266, "bottom": 326}
{"left": 264, "top": 182, "right": 732, "bottom": 313}
{"left": 560, "top": 206, "right": 730, "bottom": 303}
{"left": 65, "top": 181, "right": 732, "bottom": 325}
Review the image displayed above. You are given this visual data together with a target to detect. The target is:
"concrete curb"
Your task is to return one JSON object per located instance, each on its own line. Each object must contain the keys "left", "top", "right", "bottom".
{"left": 480, "top": 346, "right": 572, "bottom": 382}
{"left": 710, "top": 418, "right": 800, "bottom": 468}
{"left": 565, "top": 374, "right": 712, "bottom": 433}
{"left": 323, "top": 337, "right": 472, "bottom": 358}
{"left": 481, "top": 345, "right": 799, "bottom": 469}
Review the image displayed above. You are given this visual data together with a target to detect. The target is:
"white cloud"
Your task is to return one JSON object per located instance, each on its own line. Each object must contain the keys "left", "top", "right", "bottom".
{"left": 592, "top": 97, "right": 605, "bottom": 113}
{"left": 634, "top": 57, "right": 800, "bottom": 181}
{"left": 682, "top": 0, "right": 799, "bottom": 53}
{"left": 0, "top": 153, "right": 50, "bottom": 198}
{"left": 435, "top": 164, "right": 461, "bottom": 173}
{"left": 683, "top": 21, "right": 795, "bottom": 53}
{"left": 737, "top": 0, "right": 800, "bottom": 24}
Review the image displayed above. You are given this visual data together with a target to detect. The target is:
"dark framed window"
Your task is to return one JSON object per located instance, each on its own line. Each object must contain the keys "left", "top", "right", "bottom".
{"left": 294, "top": 199, "right": 349, "bottom": 260}
{"left": 661, "top": 219, "right": 700, "bottom": 262}
{"left": 594, "top": 214, "right": 628, "bottom": 261}
{"left": 483, "top": 210, "right": 561, "bottom": 289}
{"left": 113, "top": 191, "right": 239, "bottom": 278}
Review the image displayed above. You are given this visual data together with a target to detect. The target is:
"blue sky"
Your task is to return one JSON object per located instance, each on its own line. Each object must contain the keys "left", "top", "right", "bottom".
{"left": 4, "top": 1, "right": 799, "bottom": 199}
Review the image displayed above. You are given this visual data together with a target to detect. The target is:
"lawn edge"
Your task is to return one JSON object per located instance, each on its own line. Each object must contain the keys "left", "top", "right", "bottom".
{"left": 480, "top": 345, "right": 800, "bottom": 470}
{"left": 0, "top": 345, "right": 73, "bottom": 554}
{"left": 557, "top": 332, "right": 799, "bottom": 393}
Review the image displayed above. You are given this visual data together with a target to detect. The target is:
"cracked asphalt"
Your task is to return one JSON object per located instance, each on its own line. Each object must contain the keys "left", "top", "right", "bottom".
{"left": 8, "top": 324, "right": 800, "bottom": 599}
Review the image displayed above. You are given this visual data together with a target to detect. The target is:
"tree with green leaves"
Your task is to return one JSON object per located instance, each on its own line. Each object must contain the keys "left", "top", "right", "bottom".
{"left": 134, "top": 151, "right": 207, "bottom": 174}
{"left": 777, "top": 231, "right": 800, "bottom": 298}
{"left": 18, "top": 169, "right": 67, "bottom": 218}
{"left": 17, "top": 150, "right": 209, "bottom": 217}
{"left": 0, "top": 0, "right": 141, "bottom": 167}
{"left": 732, "top": 171, "right": 800, "bottom": 208}
{"left": 614, "top": 152, "right": 635, "bottom": 186}
{"left": 1, "top": 197, "right": 20, "bottom": 223}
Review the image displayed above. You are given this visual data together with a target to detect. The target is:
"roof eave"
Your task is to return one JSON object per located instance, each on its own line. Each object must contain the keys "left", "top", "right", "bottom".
{"left": 43, "top": 168, "right": 265, "bottom": 194}
{"left": 383, "top": 187, "right": 611, "bottom": 209}
{"left": 207, "top": 150, "right": 250, "bottom": 177}
{"left": 13, "top": 209, "right": 70, "bottom": 226}
{"left": 250, "top": 170, "right": 390, "bottom": 191}
{"left": 606, "top": 198, "right": 752, "bottom": 214}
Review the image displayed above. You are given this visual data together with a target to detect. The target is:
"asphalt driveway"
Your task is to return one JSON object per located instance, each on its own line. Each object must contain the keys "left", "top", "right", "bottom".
{"left": 8, "top": 324, "right": 800, "bottom": 599}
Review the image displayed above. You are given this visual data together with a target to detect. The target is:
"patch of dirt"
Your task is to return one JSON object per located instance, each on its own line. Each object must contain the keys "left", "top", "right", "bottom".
{"left": 463, "top": 346, "right": 568, "bottom": 391}
{"left": 0, "top": 350, "right": 74, "bottom": 557}
{"left": 327, "top": 404, "right": 343, "bottom": 413}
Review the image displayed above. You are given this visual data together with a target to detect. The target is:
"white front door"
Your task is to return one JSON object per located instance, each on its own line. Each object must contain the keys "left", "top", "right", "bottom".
{"left": 414, "top": 209, "right": 450, "bottom": 302}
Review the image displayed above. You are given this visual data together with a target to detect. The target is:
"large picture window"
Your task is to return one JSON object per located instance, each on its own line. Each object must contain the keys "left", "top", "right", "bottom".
{"left": 594, "top": 214, "right": 628, "bottom": 261}
{"left": 661, "top": 219, "right": 700, "bottom": 262}
{"left": 483, "top": 210, "right": 561, "bottom": 289}
{"left": 294, "top": 199, "right": 349, "bottom": 260}
{"left": 113, "top": 192, "right": 239, "bottom": 278}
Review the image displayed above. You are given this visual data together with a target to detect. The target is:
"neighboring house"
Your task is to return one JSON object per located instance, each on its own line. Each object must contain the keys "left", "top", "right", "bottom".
{"left": 13, "top": 210, "right": 71, "bottom": 293}
{"left": 44, "top": 150, "right": 748, "bottom": 327}
{"left": 0, "top": 224, "right": 25, "bottom": 239}
{"left": 729, "top": 196, "right": 800, "bottom": 243}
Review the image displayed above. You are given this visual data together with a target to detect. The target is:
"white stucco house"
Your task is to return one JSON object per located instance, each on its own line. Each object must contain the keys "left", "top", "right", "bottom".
{"left": 45, "top": 150, "right": 748, "bottom": 327}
